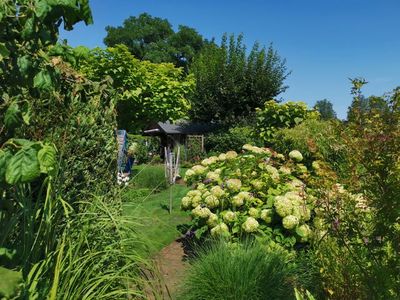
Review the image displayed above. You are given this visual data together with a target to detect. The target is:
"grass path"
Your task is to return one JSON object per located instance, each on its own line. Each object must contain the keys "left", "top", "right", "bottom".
{"left": 123, "top": 183, "right": 190, "bottom": 299}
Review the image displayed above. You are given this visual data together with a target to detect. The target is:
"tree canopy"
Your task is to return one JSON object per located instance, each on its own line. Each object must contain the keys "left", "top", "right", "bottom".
{"left": 190, "top": 34, "right": 289, "bottom": 123}
{"left": 313, "top": 99, "right": 337, "bottom": 120}
{"left": 80, "top": 45, "right": 195, "bottom": 132}
{"left": 104, "top": 13, "right": 204, "bottom": 70}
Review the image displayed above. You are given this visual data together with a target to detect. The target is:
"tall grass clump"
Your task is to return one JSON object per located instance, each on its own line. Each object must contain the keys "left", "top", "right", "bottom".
{"left": 24, "top": 194, "right": 157, "bottom": 300}
{"left": 177, "top": 240, "right": 312, "bottom": 300}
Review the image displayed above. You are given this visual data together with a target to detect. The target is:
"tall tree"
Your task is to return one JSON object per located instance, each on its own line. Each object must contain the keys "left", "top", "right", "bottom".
{"left": 104, "top": 13, "right": 204, "bottom": 70}
{"left": 190, "top": 34, "right": 289, "bottom": 122}
{"left": 313, "top": 99, "right": 337, "bottom": 120}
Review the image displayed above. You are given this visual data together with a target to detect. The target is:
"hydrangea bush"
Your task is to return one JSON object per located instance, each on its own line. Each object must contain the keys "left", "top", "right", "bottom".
{"left": 181, "top": 145, "right": 317, "bottom": 248}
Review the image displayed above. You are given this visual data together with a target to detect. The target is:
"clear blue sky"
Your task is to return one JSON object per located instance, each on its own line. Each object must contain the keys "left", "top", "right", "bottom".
{"left": 60, "top": 0, "right": 400, "bottom": 119}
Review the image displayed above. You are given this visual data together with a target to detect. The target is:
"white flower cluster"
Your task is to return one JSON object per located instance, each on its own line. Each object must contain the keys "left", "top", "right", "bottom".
{"left": 117, "top": 172, "right": 130, "bottom": 186}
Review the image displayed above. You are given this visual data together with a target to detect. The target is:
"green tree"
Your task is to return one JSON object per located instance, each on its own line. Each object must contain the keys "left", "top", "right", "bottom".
{"left": 313, "top": 99, "right": 337, "bottom": 120}
{"left": 80, "top": 45, "right": 195, "bottom": 132}
{"left": 104, "top": 13, "right": 204, "bottom": 70}
{"left": 190, "top": 34, "right": 289, "bottom": 122}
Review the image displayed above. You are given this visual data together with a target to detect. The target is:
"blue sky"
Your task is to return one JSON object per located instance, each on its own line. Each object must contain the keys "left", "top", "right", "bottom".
{"left": 60, "top": 0, "right": 400, "bottom": 119}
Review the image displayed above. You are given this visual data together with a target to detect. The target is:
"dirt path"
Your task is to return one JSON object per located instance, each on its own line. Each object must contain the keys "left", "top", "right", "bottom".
{"left": 153, "top": 240, "right": 188, "bottom": 299}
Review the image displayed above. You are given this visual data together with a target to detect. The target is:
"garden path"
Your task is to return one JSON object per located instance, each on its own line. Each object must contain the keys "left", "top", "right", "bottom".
{"left": 154, "top": 239, "right": 188, "bottom": 299}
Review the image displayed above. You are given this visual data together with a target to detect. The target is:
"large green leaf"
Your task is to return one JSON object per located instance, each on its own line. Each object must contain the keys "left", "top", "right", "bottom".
{"left": 38, "top": 145, "right": 57, "bottom": 174}
{"left": 33, "top": 70, "right": 53, "bottom": 91}
{"left": 6, "top": 147, "right": 41, "bottom": 184}
{"left": 4, "top": 103, "right": 22, "bottom": 130}
{"left": 0, "top": 150, "right": 12, "bottom": 183}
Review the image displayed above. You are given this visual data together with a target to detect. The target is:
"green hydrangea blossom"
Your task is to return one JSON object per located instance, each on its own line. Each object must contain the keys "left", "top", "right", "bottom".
{"left": 289, "top": 150, "right": 303, "bottom": 162}
{"left": 274, "top": 195, "right": 293, "bottom": 217}
{"left": 282, "top": 215, "right": 299, "bottom": 230}
{"left": 242, "top": 217, "right": 259, "bottom": 233}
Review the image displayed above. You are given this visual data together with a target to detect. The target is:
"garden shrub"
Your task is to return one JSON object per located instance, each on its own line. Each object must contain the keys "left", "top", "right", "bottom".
{"left": 271, "top": 119, "right": 348, "bottom": 169}
{"left": 255, "top": 100, "right": 319, "bottom": 144}
{"left": 205, "top": 126, "right": 262, "bottom": 154}
{"left": 177, "top": 240, "right": 312, "bottom": 300}
{"left": 181, "top": 145, "right": 317, "bottom": 249}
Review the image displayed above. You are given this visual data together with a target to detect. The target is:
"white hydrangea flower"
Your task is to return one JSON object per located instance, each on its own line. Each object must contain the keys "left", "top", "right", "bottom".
{"left": 265, "top": 165, "right": 280, "bottom": 181}
{"left": 225, "top": 179, "right": 242, "bottom": 192}
{"left": 210, "top": 186, "right": 225, "bottom": 198}
{"left": 274, "top": 195, "right": 293, "bottom": 217}
{"left": 214, "top": 168, "right": 222, "bottom": 174}
{"left": 205, "top": 195, "right": 219, "bottom": 208}
{"left": 232, "top": 194, "right": 244, "bottom": 207}
{"left": 192, "top": 205, "right": 211, "bottom": 218}
{"left": 242, "top": 217, "right": 259, "bottom": 233}
{"left": 210, "top": 223, "right": 230, "bottom": 237}
{"left": 289, "top": 150, "right": 303, "bottom": 162}
{"left": 248, "top": 207, "right": 260, "bottom": 218}
{"left": 242, "top": 144, "right": 254, "bottom": 151}
{"left": 218, "top": 153, "right": 227, "bottom": 161}
{"left": 223, "top": 211, "right": 237, "bottom": 223}
{"left": 206, "top": 171, "right": 220, "bottom": 182}
{"left": 282, "top": 215, "right": 299, "bottom": 230}
{"left": 285, "top": 191, "right": 303, "bottom": 205}
{"left": 196, "top": 183, "right": 206, "bottom": 191}
{"left": 225, "top": 151, "right": 238, "bottom": 160}
{"left": 181, "top": 196, "right": 192, "bottom": 209}
{"left": 192, "top": 165, "right": 207, "bottom": 175}
{"left": 296, "top": 224, "right": 312, "bottom": 242}
{"left": 292, "top": 205, "right": 311, "bottom": 222}
{"left": 185, "top": 169, "right": 195, "bottom": 178}
{"left": 251, "top": 179, "right": 264, "bottom": 190}
{"left": 276, "top": 153, "right": 285, "bottom": 160}
{"left": 260, "top": 209, "right": 274, "bottom": 223}
{"left": 279, "top": 166, "right": 291, "bottom": 175}
{"left": 187, "top": 190, "right": 202, "bottom": 198}
{"left": 202, "top": 191, "right": 211, "bottom": 199}
{"left": 312, "top": 161, "right": 321, "bottom": 171}
{"left": 297, "top": 164, "right": 308, "bottom": 173}
{"left": 191, "top": 195, "right": 202, "bottom": 208}
{"left": 207, "top": 213, "right": 219, "bottom": 228}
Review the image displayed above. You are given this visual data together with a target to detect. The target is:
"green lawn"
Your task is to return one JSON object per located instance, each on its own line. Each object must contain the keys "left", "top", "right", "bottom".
{"left": 123, "top": 184, "right": 190, "bottom": 256}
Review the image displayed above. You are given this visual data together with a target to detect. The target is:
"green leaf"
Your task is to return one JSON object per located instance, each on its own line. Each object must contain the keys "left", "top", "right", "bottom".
{"left": 0, "top": 43, "right": 10, "bottom": 61}
{"left": 17, "top": 56, "right": 31, "bottom": 76}
{"left": 33, "top": 70, "right": 53, "bottom": 91}
{"left": 6, "top": 147, "right": 41, "bottom": 184}
{"left": 0, "top": 149, "right": 13, "bottom": 183}
{"left": 4, "top": 103, "right": 22, "bottom": 130}
{"left": 38, "top": 145, "right": 57, "bottom": 174}
{"left": 294, "top": 117, "right": 303, "bottom": 124}
{"left": 195, "top": 225, "right": 208, "bottom": 239}
{"left": 21, "top": 103, "right": 32, "bottom": 125}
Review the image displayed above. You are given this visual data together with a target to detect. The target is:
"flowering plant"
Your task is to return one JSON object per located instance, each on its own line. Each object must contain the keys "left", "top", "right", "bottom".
{"left": 181, "top": 144, "right": 317, "bottom": 248}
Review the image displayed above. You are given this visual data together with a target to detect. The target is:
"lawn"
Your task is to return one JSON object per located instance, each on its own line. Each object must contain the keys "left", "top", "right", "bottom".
{"left": 122, "top": 183, "right": 190, "bottom": 256}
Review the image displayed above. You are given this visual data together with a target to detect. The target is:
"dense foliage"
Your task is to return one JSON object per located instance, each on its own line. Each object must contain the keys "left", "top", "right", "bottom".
{"left": 190, "top": 34, "right": 289, "bottom": 122}
{"left": 255, "top": 100, "right": 319, "bottom": 144}
{"left": 104, "top": 13, "right": 205, "bottom": 70}
{"left": 0, "top": 1, "right": 152, "bottom": 298}
{"left": 80, "top": 45, "right": 194, "bottom": 132}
